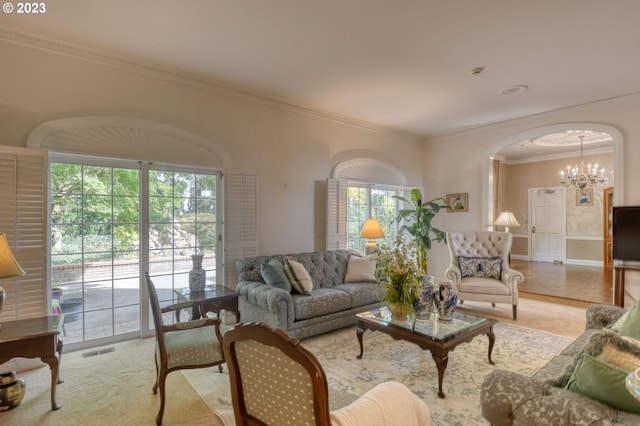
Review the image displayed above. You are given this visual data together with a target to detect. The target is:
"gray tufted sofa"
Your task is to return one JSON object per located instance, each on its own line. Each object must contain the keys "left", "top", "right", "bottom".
{"left": 235, "top": 249, "right": 382, "bottom": 339}
{"left": 480, "top": 303, "right": 640, "bottom": 425}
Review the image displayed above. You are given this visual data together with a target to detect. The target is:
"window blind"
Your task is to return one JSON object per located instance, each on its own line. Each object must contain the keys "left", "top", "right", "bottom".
{"left": 0, "top": 146, "right": 47, "bottom": 320}
{"left": 224, "top": 173, "right": 258, "bottom": 287}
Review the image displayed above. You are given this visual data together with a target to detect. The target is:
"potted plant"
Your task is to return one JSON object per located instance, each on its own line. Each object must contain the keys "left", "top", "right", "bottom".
{"left": 394, "top": 189, "right": 449, "bottom": 275}
{"left": 376, "top": 237, "right": 420, "bottom": 320}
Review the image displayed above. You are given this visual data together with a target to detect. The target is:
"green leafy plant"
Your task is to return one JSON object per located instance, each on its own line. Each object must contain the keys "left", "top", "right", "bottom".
{"left": 393, "top": 188, "right": 449, "bottom": 274}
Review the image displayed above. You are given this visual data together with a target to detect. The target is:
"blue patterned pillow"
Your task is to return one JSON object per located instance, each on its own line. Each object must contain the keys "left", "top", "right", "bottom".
{"left": 458, "top": 256, "right": 502, "bottom": 280}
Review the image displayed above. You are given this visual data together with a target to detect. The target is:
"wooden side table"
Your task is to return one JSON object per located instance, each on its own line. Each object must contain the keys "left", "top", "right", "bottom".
{"left": 175, "top": 285, "right": 240, "bottom": 322}
{"left": 0, "top": 315, "right": 64, "bottom": 410}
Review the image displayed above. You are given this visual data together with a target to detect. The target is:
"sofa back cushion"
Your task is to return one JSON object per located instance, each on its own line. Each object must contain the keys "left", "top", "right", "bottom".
{"left": 237, "top": 250, "right": 352, "bottom": 289}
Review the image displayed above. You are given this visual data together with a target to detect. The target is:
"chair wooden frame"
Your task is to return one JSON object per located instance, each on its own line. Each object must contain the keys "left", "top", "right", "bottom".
{"left": 223, "top": 322, "right": 331, "bottom": 426}
{"left": 145, "top": 272, "right": 225, "bottom": 425}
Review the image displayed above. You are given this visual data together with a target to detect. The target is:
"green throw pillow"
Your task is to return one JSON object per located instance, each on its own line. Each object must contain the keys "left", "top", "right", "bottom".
{"left": 566, "top": 353, "right": 640, "bottom": 414}
{"left": 619, "top": 301, "right": 640, "bottom": 340}
{"left": 260, "top": 259, "right": 292, "bottom": 293}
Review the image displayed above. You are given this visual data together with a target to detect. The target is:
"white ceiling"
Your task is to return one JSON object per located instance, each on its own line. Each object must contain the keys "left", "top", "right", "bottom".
{"left": 2, "top": 0, "right": 638, "bottom": 159}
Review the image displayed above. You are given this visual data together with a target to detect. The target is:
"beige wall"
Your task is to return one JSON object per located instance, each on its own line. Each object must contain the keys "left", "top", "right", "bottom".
{"left": 499, "top": 153, "right": 614, "bottom": 260}
{"left": 0, "top": 39, "right": 424, "bottom": 256}
{"left": 2, "top": 35, "right": 640, "bottom": 304}
{"left": 423, "top": 97, "right": 640, "bottom": 305}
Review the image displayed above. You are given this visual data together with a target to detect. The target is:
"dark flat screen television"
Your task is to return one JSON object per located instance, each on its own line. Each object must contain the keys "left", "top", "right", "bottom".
{"left": 612, "top": 206, "right": 640, "bottom": 262}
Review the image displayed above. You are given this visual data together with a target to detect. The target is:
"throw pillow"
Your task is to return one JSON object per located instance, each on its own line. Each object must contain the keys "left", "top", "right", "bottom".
{"left": 260, "top": 259, "right": 292, "bottom": 293}
{"left": 457, "top": 256, "right": 502, "bottom": 280}
{"left": 344, "top": 254, "right": 377, "bottom": 283}
{"left": 610, "top": 311, "right": 630, "bottom": 332}
{"left": 579, "top": 329, "right": 640, "bottom": 371}
{"left": 566, "top": 353, "right": 640, "bottom": 414}
{"left": 619, "top": 301, "right": 640, "bottom": 340}
{"left": 284, "top": 258, "right": 313, "bottom": 295}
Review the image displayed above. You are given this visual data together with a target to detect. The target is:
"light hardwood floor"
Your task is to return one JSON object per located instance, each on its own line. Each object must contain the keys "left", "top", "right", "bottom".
{"left": 512, "top": 260, "right": 613, "bottom": 305}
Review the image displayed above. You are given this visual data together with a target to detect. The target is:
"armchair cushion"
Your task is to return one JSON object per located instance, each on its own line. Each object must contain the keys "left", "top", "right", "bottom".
{"left": 458, "top": 256, "right": 502, "bottom": 280}
{"left": 162, "top": 324, "right": 224, "bottom": 369}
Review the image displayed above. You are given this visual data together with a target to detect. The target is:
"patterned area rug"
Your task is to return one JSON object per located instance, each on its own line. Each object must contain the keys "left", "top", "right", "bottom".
{"left": 185, "top": 322, "right": 573, "bottom": 426}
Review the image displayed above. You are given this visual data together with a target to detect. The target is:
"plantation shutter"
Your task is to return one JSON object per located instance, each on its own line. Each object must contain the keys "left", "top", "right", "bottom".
{"left": 224, "top": 173, "right": 258, "bottom": 288}
{"left": 326, "top": 178, "right": 347, "bottom": 249}
{"left": 0, "top": 146, "right": 47, "bottom": 320}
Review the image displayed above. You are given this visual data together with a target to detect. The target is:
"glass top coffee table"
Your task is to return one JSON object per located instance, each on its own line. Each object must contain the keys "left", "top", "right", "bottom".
{"left": 355, "top": 307, "right": 498, "bottom": 398}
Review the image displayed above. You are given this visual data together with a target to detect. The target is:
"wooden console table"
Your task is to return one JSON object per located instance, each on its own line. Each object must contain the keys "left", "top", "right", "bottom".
{"left": 0, "top": 315, "right": 64, "bottom": 410}
{"left": 613, "top": 261, "right": 640, "bottom": 307}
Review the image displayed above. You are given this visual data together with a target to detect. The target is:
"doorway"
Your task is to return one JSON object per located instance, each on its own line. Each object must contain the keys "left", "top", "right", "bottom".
{"left": 485, "top": 123, "right": 623, "bottom": 301}
{"left": 528, "top": 187, "right": 565, "bottom": 263}
{"left": 50, "top": 158, "right": 222, "bottom": 348}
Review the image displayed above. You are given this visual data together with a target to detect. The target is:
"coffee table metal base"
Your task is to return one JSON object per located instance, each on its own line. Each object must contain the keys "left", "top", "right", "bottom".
{"left": 356, "top": 317, "right": 496, "bottom": 398}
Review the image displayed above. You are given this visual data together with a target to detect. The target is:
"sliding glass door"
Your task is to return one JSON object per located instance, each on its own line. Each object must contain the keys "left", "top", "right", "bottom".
{"left": 50, "top": 157, "right": 220, "bottom": 348}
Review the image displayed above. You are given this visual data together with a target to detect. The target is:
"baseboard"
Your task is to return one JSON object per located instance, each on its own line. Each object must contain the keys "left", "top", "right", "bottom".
{"left": 0, "top": 357, "right": 45, "bottom": 373}
{"left": 565, "top": 259, "right": 604, "bottom": 267}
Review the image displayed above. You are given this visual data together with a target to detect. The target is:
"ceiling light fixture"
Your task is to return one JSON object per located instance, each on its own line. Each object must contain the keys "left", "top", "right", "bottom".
{"left": 559, "top": 135, "right": 608, "bottom": 189}
{"left": 500, "top": 85, "right": 528, "bottom": 95}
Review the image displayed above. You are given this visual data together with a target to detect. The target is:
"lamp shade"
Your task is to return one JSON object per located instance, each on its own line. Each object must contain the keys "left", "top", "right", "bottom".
{"left": 360, "top": 219, "right": 385, "bottom": 239}
{"left": 0, "top": 233, "right": 25, "bottom": 279}
{"left": 493, "top": 211, "right": 520, "bottom": 228}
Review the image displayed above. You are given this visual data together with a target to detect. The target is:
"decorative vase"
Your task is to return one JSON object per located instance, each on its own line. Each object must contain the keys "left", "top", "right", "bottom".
{"left": 189, "top": 254, "right": 206, "bottom": 292}
{"left": 414, "top": 275, "right": 435, "bottom": 318}
{"left": 387, "top": 301, "right": 412, "bottom": 321}
{"left": 0, "top": 375, "right": 25, "bottom": 411}
{"left": 434, "top": 279, "right": 457, "bottom": 323}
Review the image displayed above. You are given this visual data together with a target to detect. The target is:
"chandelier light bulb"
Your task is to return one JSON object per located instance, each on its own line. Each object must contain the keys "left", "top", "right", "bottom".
{"left": 559, "top": 135, "right": 608, "bottom": 190}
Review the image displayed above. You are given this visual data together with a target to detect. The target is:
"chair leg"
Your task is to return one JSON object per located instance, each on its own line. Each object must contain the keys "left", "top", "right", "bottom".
{"left": 155, "top": 369, "right": 167, "bottom": 425}
{"left": 513, "top": 305, "right": 517, "bottom": 320}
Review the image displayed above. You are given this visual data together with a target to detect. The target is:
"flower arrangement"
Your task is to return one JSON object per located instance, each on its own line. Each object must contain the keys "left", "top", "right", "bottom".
{"left": 376, "top": 237, "right": 420, "bottom": 317}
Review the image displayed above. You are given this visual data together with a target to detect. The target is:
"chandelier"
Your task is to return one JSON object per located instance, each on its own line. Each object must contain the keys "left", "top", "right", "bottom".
{"left": 559, "top": 135, "right": 608, "bottom": 189}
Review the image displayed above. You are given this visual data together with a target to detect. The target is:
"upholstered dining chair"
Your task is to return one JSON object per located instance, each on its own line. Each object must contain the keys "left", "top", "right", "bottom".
{"left": 222, "top": 321, "right": 431, "bottom": 426}
{"left": 144, "top": 272, "right": 225, "bottom": 425}
{"left": 445, "top": 231, "right": 524, "bottom": 320}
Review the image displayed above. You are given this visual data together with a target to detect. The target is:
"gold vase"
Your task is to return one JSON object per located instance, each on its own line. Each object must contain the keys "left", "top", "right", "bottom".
{"left": 388, "top": 302, "right": 412, "bottom": 321}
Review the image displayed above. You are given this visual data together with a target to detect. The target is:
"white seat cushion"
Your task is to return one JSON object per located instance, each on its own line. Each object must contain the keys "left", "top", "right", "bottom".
{"left": 459, "top": 277, "right": 511, "bottom": 295}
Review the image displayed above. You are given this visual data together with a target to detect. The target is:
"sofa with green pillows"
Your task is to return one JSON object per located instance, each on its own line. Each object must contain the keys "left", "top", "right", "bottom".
{"left": 235, "top": 249, "right": 382, "bottom": 339}
{"left": 480, "top": 302, "right": 640, "bottom": 425}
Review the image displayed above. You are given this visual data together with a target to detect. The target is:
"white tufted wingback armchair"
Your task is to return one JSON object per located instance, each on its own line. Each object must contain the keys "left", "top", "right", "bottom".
{"left": 445, "top": 231, "right": 524, "bottom": 320}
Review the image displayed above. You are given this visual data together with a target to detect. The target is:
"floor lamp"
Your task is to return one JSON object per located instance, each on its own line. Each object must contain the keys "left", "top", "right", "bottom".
{"left": 0, "top": 233, "right": 26, "bottom": 325}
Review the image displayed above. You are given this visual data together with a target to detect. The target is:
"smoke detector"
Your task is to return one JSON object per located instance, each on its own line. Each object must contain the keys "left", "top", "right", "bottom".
{"left": 470, "top": 66, "right": 485, "bottom": 76}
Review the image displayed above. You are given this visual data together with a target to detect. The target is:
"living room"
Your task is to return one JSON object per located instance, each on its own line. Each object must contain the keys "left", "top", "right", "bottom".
{"left": 2, "top": 1, "right": 640, "bottom": 424}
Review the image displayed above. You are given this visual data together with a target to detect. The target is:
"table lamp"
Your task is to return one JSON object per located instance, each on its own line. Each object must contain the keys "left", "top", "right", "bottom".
{"left": 0, "top": 233, "right": 26, "bottom": 325}
{"left": 493, "top": 211, "right": 520, "bottom": 233}
{"left": 360, "top": 219, "right": 385, "bottom": 255}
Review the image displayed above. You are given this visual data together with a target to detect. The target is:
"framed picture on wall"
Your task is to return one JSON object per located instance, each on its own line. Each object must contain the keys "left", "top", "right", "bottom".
{"left": 446, "top": 193, "right": 468, "bottom": 212}
{"left": 576, "top": 188, "right": 593, "bottom": 206}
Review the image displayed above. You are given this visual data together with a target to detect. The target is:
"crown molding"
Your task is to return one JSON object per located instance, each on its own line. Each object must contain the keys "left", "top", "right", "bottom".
{"left": 0, "top": 28, "right": 421, "bottom": 142}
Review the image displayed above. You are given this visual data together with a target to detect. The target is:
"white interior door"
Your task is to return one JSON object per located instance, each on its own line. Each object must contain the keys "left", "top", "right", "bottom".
{"left": 529, "top": 187, "right": 566, "bottom": 263}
